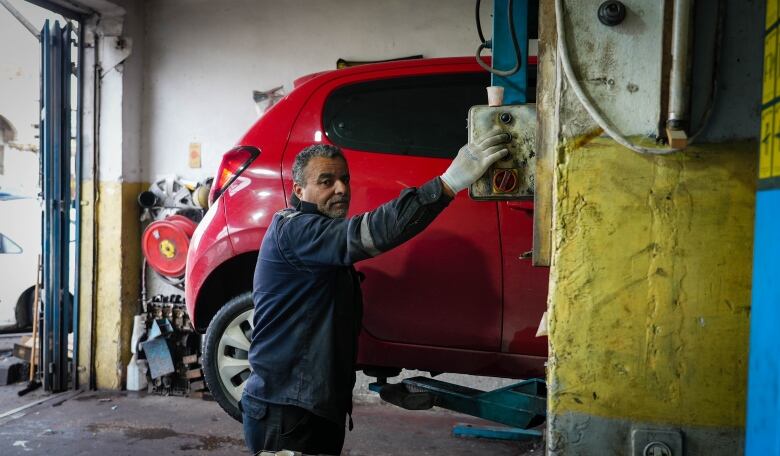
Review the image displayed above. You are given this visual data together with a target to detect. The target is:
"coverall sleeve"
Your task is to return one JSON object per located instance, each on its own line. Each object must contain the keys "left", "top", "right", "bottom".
{"left": 277, "top": 177, "right": 453, "bottom": 270}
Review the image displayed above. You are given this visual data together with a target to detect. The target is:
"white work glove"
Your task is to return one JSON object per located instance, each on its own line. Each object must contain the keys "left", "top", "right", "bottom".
{"left": 440, "top": 131, "right": 511, "bottom": 194}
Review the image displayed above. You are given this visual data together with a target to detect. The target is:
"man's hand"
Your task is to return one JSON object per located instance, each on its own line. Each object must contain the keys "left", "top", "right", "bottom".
{"left": 440, "top": 131, "right": 511, "bottom": 195}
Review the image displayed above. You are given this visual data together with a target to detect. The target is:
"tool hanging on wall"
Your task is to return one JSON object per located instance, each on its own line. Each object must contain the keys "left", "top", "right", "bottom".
{"left": 252, "top": 86, "right": 285, "bottom": 118}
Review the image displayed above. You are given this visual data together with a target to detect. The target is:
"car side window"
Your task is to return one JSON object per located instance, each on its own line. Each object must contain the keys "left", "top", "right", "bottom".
{"left": 323, "top": 72, "right": 491, "bottom": 159}
{"left": 0, "top": 233, "right": 22, "bottom": 254}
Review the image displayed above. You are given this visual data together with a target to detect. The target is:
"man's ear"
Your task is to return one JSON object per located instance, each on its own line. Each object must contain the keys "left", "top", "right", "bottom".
{"left": 293, "top": 182, "right": 304, "bottom": 199}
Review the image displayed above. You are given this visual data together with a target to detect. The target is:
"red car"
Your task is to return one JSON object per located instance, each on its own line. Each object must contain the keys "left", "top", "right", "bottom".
{"left": 185, "top": 57, "right": 548, "bottom": 421}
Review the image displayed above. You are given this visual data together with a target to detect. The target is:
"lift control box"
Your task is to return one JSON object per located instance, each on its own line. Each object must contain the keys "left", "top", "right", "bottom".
{"left": 468, "top": 104, "right": 537, "bottom": 200}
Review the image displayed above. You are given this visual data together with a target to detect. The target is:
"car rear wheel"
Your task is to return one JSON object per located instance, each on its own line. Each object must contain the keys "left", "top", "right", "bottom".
{"left": 12, "top": 288, "right": 74, "bottom": 332}
{"left": 202, "top": 292, "right": 254, "bottom": 422}
{"left": 14, "top": 287, "right": 35, "bottom": 330}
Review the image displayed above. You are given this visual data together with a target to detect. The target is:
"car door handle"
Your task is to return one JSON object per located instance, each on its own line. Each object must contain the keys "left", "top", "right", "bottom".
{"left": 506, "top": 200, "right": 534, "bottom": 212}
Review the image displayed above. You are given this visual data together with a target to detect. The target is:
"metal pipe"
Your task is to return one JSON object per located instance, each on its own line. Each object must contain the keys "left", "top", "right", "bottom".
{"left": 41, "top": 21, "right": 52, "bottom": 391}
{"left": 50, "top": 21, "right": 71, "bottom": 392}
{"left": 72, "top": 20, "right": 84, "bottom": 391}
{"left": 141, "top": 258, "right": 148, "bottom": 312}
{"left": 37, "top": 20, "right": 46, "bottom": 390}
{"left": 137, "top": 191, "right": 159, "bottom": 208}
{"left": 0, "top": 0, "right": 40, "bottom": 40}
{"left": 667, "top": 0, "right": 695, "bottom": 130}
{"left": 89, "top": 27, "right": 100, "bottom": 391}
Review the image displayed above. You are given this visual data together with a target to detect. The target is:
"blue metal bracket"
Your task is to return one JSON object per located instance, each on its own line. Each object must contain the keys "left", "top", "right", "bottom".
{"left": 369, "top": 376, "right": 545, "bottom": 441}
{"left": 453, "top": 423, "right": 542, "bottom": 440}
{"left": 491, "top": 0, "right": 537, "bottom": 104}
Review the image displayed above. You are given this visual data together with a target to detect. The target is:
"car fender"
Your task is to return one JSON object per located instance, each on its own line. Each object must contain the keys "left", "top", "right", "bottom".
{"left": 185, "top": 198, "right": 235, "bottom": 326}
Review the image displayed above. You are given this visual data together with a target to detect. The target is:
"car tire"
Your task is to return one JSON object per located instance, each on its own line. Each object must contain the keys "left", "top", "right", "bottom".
{"left": 15, "top": 289, "right": 74, "bottom": 333}
{"left": 202, "top": 292, "right": 254, "bottom": 422}
{"left": 14, "top": 287, "right": 35, "bottom": 330}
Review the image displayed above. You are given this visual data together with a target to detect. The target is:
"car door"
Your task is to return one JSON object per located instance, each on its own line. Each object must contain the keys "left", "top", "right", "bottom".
{"left": 498, "top": 201, "right": 549, "bottom": 356}
{"left": 0, "top": 231, "right": 24, "bottom": 326}
{"left": 0, "top": 198, "right": 40, "bottom": 328}
{"left": 282, "top": 66, "right": 503, "bottom": 351}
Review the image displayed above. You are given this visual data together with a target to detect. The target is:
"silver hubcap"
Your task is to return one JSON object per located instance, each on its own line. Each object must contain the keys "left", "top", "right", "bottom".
{"left": 216, "top": 308, "right": 253, "bottom": 402}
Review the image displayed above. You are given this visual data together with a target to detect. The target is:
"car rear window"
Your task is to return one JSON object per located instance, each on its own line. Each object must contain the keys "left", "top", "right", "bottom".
{"left": 323, "top": 72, "right": 491, "bottom": 159}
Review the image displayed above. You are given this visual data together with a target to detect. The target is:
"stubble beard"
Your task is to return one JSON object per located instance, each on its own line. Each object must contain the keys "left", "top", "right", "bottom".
{"left": 321, "top": 197, "right": 349, "bottom": 219}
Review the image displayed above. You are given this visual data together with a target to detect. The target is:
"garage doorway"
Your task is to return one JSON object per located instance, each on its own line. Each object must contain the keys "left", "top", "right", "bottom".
{"left": 0, "top": 0, "right": 83, "bottom": 393}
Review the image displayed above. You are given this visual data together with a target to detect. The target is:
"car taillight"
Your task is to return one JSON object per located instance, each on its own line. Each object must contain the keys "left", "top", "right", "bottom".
{"left": 208, "top": 146, "right": 261, "bottom": 206}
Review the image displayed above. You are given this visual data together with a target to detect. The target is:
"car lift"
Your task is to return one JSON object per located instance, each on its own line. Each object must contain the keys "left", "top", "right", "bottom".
{"left": 369, "top": 376, "right": 546, "bottom": 440}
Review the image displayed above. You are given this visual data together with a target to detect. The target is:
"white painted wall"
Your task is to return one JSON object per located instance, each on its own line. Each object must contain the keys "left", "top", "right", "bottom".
{"left": 0, "top": 0, "right": 63, "bottom": 196}
{"left": 142, "top": 0, "right": 494, "bottom": 182}
{"left": 93, "top": 0, "right": 144, "bottom": 182}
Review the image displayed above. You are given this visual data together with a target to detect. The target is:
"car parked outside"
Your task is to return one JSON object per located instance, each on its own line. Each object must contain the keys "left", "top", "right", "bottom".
{"left": 0, "top": 196, "right": 41, "bottom": 331}
{"left": 185, "top": 57, "right": 549, "bottom": 421}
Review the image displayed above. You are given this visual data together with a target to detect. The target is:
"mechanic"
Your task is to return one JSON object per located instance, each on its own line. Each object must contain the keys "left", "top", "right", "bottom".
{"left": 241, "top": 131, "right": 510, "bottom": 455}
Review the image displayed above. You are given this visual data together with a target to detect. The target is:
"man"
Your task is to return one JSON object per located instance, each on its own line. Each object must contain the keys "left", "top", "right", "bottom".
{"left": 242, "top": 131, "right": 510, "bottom": 455}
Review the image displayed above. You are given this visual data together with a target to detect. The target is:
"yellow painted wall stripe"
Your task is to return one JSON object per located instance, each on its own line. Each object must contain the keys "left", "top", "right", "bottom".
{"left": 768, "top": 0, "right": 778, "bottom": 31}
{"left": 774, "top": 104, "right": 780, "bottom": 177}
{"left": 764, "top": 4, "right": 780, "bottom": 182}
{"left": 761, "top": 108, "right": 773, "bottom": 179}
{"left": 764, "top": 29, "right": 777, "bottom": 105}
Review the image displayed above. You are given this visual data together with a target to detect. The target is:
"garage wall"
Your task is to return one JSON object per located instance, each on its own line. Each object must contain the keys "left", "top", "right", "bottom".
{"left": 79, "top": 0, "right": 147, "bottom": 390}
{"left": 141, "top": 0, "right": 494, "bottom": 182}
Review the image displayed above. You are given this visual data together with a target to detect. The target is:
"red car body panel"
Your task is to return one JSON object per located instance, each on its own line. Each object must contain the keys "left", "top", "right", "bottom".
{"left": 185, "top": 57, "right": 549, "bottom": 379}
{"left": 185, "top": 197, "right": 233, "bottom": 324}
{"left": 358, "top": 331, "right": 546, "bottom": 378}
{"left": 224, "top": 91, "right": 302, "bottom": 258}
{"left": 498, "top": 201, "right": 550, "bottom": 355}
{"left": 283, "top": 61, "right": 504, "bottom": 352}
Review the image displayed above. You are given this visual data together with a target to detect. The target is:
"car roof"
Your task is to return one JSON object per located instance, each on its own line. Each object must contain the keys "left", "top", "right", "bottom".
{"left": 293, "top": 56, "right": 482, "bottom": 88}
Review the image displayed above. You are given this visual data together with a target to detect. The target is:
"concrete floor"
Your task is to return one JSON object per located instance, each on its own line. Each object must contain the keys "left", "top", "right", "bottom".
{"left": 0, "top": 332, "right": 543, "bottom": 455}
{"left": 0, "top": 330, "right": 547, "bottom": 455}
{"left": 0, "top": 385, "right": 543, "bottom": 455}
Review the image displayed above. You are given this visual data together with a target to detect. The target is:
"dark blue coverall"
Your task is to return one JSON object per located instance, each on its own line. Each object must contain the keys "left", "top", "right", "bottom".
{"left": 241, "top": 177, "right": 453, "bottom": 455}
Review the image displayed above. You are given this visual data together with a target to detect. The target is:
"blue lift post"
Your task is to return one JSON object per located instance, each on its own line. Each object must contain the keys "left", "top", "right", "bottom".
{"left": 491, "top": 0, "right": 537, "bottom": 104}
{"left": 746, "top": 5, "right": 780, "bottom": 453}
{"left": 369, "top": 0, "right": 546, "bottom": 442}
{"left": 40, "top": 20, "right": 73, "bottom": 392}
{"left": 745, "top": 188, "right": 780, "bottom": 454}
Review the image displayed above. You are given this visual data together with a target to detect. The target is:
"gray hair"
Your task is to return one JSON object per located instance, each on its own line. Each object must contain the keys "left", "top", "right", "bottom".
{"left": 291, "top": 144, "right": 346, "bottom": 186}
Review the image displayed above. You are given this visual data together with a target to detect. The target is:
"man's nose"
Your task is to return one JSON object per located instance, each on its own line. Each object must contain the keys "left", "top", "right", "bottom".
{"left": 335, "top": 180, "right": 348, "bottom": 195}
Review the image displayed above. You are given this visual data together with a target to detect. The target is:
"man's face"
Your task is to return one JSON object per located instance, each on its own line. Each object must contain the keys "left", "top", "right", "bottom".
{"left": 293, "top": 156, "right": 351, "bottom": 218}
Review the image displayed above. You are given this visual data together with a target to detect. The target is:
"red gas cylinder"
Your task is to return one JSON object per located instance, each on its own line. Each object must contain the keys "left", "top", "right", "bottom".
{"left": 142, "top": 215, "right": 198, "bottom": 278}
